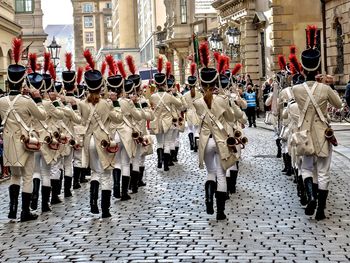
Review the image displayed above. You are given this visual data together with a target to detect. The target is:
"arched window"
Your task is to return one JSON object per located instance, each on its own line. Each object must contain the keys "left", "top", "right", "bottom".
{"left": 180, "top": 0, "right": 187, "bottom": 24}
{"left": 335, "top": 18, "right": 344, "bottom": 74}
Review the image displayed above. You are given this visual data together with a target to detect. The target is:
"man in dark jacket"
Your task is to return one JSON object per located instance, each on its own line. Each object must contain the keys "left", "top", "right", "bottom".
{"left": 345, "top": 81, "right": 350, "bottom": 107}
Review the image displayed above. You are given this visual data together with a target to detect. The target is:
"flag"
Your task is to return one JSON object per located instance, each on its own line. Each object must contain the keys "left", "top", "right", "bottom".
{"left": 192, "top": 33, "right": 200, "bottom": 67}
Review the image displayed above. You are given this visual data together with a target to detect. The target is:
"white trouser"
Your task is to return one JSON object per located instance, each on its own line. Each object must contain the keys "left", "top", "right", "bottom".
{"left": 281, "top": 140, "right": 288, "bottom": 154}
{"left": 10, "top": 154, "right": 35, "bottom": 193}
{"left": 170, "top": 129, "right": 179, "bottom": 150}
{"left": 187, "top": 124, "right": 199, "bottom": 137}
{"left": 63, "top": 150, "right": 73, "bottom": 177}
{"left": 226, "top": 162, "right": 238, "bottom": 177}
{"left": 118, "top": 143, "right": 130, "bottom": 177}
{"left": 50, "top": 159, "right": 61, "bottom": 180}
{"left": 89, "top": 137, "right": 112, "bottom": 190}
{"left": 131, "top": 144, "right": 141, "bottom": 172}
{"left": 73, "top": 148, "right": 83, "bottom": 168}
{"left": 204, "top": 138, "right": 227, "bottom": 192}
{"left": 33, "top": 152, "right": 51, "bottom": 186}
{"left": 156, "top": 130, "right": 172, "bottom": 154}
{"left": 114, "top": 132, "right": 121, "bottom": 169}
{"left": 301, "top": 149, "right": 332, "bottom": 190}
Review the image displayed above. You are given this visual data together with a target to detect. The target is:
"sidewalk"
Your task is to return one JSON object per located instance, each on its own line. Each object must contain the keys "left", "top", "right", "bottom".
{"left": 256, "top": 117, "right": 350, "bottom": 160}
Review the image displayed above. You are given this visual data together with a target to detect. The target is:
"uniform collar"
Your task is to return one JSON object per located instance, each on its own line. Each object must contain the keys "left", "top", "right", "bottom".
{"left": 9, "top": 90, "right": 21, "bottom": 96}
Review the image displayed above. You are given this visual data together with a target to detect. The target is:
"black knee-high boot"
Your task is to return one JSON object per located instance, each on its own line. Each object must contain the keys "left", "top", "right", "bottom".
{"left": 188, "top": 133, "right": 194, "bottom": 151}
{"left": 157, "top": 148, "right": 163, "bottom": 169}
{"left": 80, "top": 168, "right": 88, "bottom": 183}
{"left": 281, "top": 153, "right": 287, "bottom": 172}
{"left": 304, "top": 177, "right": 316, "bottom": 215}
{"left": 21, "top": 192, "right": 38, "bottom": 222}
{"left": 216, "top": 191, "right": 227, "bottom": 220}
{"left": 41, "top": 186, "right": 52, "bottom": 212}
{"left": 194, "top": 137, "right": 199, "bottom": 152}
{"left": 230, "top": 170, "right": 238, "bottom": 193}
{"left": 130, "top": 170, "right": 139, "bottom": 194}
{"left": 112, "top": 168, "right": 121, "bottom": 198}
{"left": 8, "top": 184, "right": 20, "bottom": 219}
{"left": 285, "top": 154, "right": 293, "bottom": 176}
{"left": 276, "top": 139, "right": 282, "bottom": 158}
{"left": 205, "top": 181, "right": 216, "bottom": 215}
{"left": 138, "top": 166, "right": 146, "bottom": 187}
{"left": 64, "top": 176, "right": 73, "bottom": 197}
{"left": 30, "top": 178, "right": 41, "bottom": 210}
{"left": 163, "top": 153, "right": 170, "bottom": 171}
{"left": 315, "top": 189, "right": 328, "bottom": 220}
{"left": 73, "top": 167, "right": 81, "bottom": 189}
{"left": 101, "top": 190, "right": 112, "bottom": 218}
{"left": 50, "top": 179, "right": 62, "bottom": 204}
{"left": 121, "top": 176, "right": 131, "bottom": 201}
{"left": 90, "top": 180, "right": 99, "bottom": 214}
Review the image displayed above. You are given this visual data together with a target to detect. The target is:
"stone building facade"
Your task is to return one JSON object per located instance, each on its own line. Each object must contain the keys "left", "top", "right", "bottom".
{"left": 14, "top": 0, "right": 47, "bottom": 56}
{"left": 324, "top": 0, "right": 350, "bottom": 86}
{"left": 212, "top": 0, "right": 322, "bottom": 84}
{"left": 71, "top": 0, "right": 112, "bottom": 68}
{"left": 0, "top": 0, "right": 22, "bottom": 90}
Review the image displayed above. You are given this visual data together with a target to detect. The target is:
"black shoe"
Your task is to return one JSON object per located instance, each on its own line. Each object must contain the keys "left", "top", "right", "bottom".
{"left": 130, "top": 170, "right": 139, "bottom": 194}
{"left": 73, "top": 167, "right": 82, "bottom": 189}
{"left": 21, "top": 192, "right": 38, "bottom": 222}
{"left": 230, "top": 170, "right": 238, "bottom": 194}
{"left": 121, "top": 176, "right": 131, "bottom": 201}
{"left": 8, "top": 184, "right": 20, "bottom": 219}
{"left": 171, "top": 149, "right": 178, "bottom": 163}
{"left": 253, "top": 123, "right": 257, "bottom": 128}
{"left": 216, "top": 191, "right": 227, "bottom": 221}
{"left": 101, "top": 190, "right": 112, "bottom": 218}
{"left": 285, "top": 154, "right": 293, "bottom": 176}
{"left": 138, "top": 166, "right": 146, "bottom": 187}
{"left": 64, "top": 176, "right": 73, "bottom": 197}
{"left": 112, "top": 168, "right": 121, "bottom": 198}
{"left": 205, "top": 181, "right": 216, "bottom": 215}
{"left": 80, "top": 168, "right": 89, "bottom": 183}
{"left": 41, "top": 186, "right": 52, "bottom": 213}
{"left": 312, "top": 183, "right": 318, "bottom": 201}
{"left": 50, "top": 179, "right": 62, "bottom": 204}
{"left": 157, "top": 148, "right": 163, "bottom": 169}
{"left": 226, "top": 176, "right": 232, "bottom": 197}
{"left": 90, "top": 180, "right": 99, "bottom": 214}
{"left": 304, "top": 177, "right": 316, "bottom": 216}
{"left": 168, "top": 152, "right": 174, "bottom": 166}
{"left": 315, "top": 190, "right": 328, "bottom": 221}
{"left": 163, "top": 153, "right": 170, "bottom": 171}
{"left": 188, "top": 133, "right": 194, "bottom": 151}
{"left": 30, "top": 178, "right": 41, "bottom": 210}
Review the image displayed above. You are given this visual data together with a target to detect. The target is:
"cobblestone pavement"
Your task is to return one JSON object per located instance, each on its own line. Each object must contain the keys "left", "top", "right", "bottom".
{"left": 0, "top": 128, "right": 350, "bottom": 262}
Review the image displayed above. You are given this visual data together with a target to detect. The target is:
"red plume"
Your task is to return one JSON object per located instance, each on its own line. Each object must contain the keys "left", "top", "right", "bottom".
{"left": 278, "top": 55, "right": 287, "bottom": 70}
{"left": 49, "top": 62, "right": 56, "bottom": 81}
{"left": 289, "top": 54, "right": 302, "bottom": 75}
{"left": 231, "top": 63, "right": 242, "bottom": 76}
{"left": 43, "top": 52, "right": 51, "bottom": 73}
{"left": 83, "top": 49, "right": 95, "bottom": 70}
{"left": 199, "top": 41, "right": 210, "bottom": 68}
{"left": 307, "top": 25, "right": 318, "bottom": 48}
{"left": 217, "top": 55, "right": 226, "bottom": 74}
{"left": 85, "top": 64, "right": 92, "bottom": 71}
{"left": 105, "top": 54, "right": 116, "bottom": 75}
{"left": 117, "top": 60, "right": 127, "bottom": 79}
{"left": 225, "top": 56, "right": 230, "bottom": 71}
{"left": 29, "top": 53, "right": 37, "bottom": 73}
{"left": 125, "top": 55, "right": 137, "bottom": 75}
{"left": 157, "top": 56, "right": 163, "bottom": 73}
{"left": 166, "top": 62, "right": 172, "bottom": 78}
{"left": 190, "top": 62, "right": 196, "bottom": 76}
{"left": 12, "top": 38, "right": 22, "bottom": 64}
{"left": 77, "top": 67, "right": 83, "bottom": 84}
{"left": 213, "top": 51, "right": 220, "bottom": 63}
{"left": 65, "top": 52, "right": 73, "bottom": 71}
{"left": 290, "top": 45, "right": 296, "bottom": 55}
{"left": 101, "top": 61, "right": 107, "bottom": 76}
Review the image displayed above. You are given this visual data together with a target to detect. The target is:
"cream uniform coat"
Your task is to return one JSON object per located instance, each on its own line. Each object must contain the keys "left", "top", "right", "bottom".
{"left": 0, "top": 94, "right": 47, "bottom": 167}
{"left": 149, "top": 91, "right": 183, "bottom": 134}
{"left": 293, "top": 81, "right": 342, "bottom": 157}
{"left": 184, "top": 89, "right": 202, "bottom": 126}
{"left": 193, "top": 95, "right": 238, "bottom": 170}
{"left": 79, "top": 99, "right": 123, "bottom": 170}
{"left": 33, "top": 99, "right": 64, "bottom": 164}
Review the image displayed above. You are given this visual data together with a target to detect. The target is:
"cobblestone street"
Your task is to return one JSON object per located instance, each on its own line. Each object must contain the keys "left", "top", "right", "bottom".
{"left": 0, "top": 128, "right": 350, "bottom": 262}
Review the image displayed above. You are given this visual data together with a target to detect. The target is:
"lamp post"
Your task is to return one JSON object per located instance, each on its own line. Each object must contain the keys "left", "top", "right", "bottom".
{"left": 209, "top": 30, "right": 223, "bottom": 52}
{"left": 226, "top": 27, "right": 241, "bottom": 59}
{"left": 47, "top": 37, "right": 61, "bottom": 70}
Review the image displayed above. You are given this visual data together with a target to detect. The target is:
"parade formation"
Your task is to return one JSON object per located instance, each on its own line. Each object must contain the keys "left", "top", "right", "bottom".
{"left": 0, "top": 24, "right": 343, "bottom": 225}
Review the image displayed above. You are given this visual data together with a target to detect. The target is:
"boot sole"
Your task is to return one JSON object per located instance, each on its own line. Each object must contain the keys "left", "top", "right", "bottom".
{"left": 305, "top": 200, "right": 316, "bottom": 215}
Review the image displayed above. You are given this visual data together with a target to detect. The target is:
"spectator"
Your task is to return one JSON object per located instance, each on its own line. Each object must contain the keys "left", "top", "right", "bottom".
{"left": 246, "top": 74, "right": 253, "bottom": 86}
{"left": 243, "top": 83, "right": 257, "bottom": 127}
{"left": 345, "top": 80, "right": 350, "bottom": 107}
{"left": 254, "top": 84, "right": 260, "bottom": 118}
{"left": 262, "top": 78, "right": 273, "bottom": 112}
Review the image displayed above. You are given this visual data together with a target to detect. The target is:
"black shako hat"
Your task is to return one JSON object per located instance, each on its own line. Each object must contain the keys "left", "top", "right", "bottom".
{"left": 188, "top": 75, "right": 197, "bottom": 86}
{"left": 124, "top": 79, "right": 135, "bottom": 94}
{"left": 301, "top": 25, "right": 321, "bottom": 72}
{"left": 8, "top": 38, "right": 26, "bottom": 90}
{"left": 219, "top": 74, "right": 230, "bottom": 89}
{"left": 106, "top": 75, "right": 123, "bottom": 92}
{"left": 167, "top": 74, "right": 175, "bottom": 89}
{"left": 84, "top": 70, "right": 103, "bottom": 91}
{"left": 199, "top": 41, "right": 218, "bottom": 87}
{"left": 62, "top": 52, "right": 76, "bottom": 91}
{"left": 27, "top": 72, "right": 44, "bottom": 90}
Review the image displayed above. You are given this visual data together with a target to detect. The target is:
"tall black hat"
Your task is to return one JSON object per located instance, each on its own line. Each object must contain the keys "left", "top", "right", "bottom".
{"left": 217, "top": 54, "right": 230, "bottom": 89}
{"left": 83, "top": 50, "right": 103, "bottom": 91}
{"left": 7, "top": 38, "right": 26, "bottom": 90}
{"left": 126, "top": 55, "right": 141, "bottom": 89}
{"left": 165, "top": 62, "right": 175, "bottom": 89}
{"left": 188, "top": 62, "right": 197, "bottom": 86}
{"left": 26, "top": 53, "right": 44, "bottom": 90}
{"left": 41, "top": 52, "right": 55, "bottom": 91}
{"left": 105, "top": 54, "right": 123, "bottom": 92}
{"left": 288, "top": 46, "right": 305, "bottom": 85}
{"left": 154, "top": 56, "right": 166, "bottom": 86}
{"left": 117, "top": 60, "right": 134, "bottom": 94}
{"left": 62, "top": 52, "right": 76, "bottom": 91}
{"left": 301, "top": 25, "right": 321, "bottom": 72}
{"left": 199, "top": 42, "right": 218, "bottom": 86}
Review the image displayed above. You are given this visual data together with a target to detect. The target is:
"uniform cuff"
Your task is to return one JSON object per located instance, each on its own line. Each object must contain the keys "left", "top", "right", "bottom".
{"left": 33, "top": 97, "right": 42, "bottom": 104}
{"left": 72, "top": 105, "right": 78, "bottom": 111}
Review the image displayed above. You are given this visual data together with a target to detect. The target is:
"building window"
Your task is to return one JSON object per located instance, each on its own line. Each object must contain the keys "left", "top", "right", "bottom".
{"left": 107, "top": 32, "right": 113, "bottom": 44}
{"left": 180, "top": 0, "right": 187, "bottom": 24}
{"left": 335, "top": 18, "right": 344, "bottom": 74}
{"left": 83, "top": 3, "right": 93, "bottom": 13}
{"left": 106, "top": 16, "right": 112, "bottom": 28}
{"left": 15, "top": 0, "right": 33, "bottom": 13}
{"left": 84, "top": 16, "right": 93, "bottom": 28}
{"left": 85, "top": 32, "right": 94, "bottom": 43}
{"left": 106, "top": 3, "right": 112, "bottom": 9}
{"left": 260, "top": 31, "right": 266, "bottom": 78}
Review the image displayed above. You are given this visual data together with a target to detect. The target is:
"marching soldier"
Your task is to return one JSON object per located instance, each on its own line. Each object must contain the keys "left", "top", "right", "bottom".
{"left": 0, "top": 38, "right": 47, "bottom": 222}
{"left": 292, "top": 25, "right": 342, "bottom": 220}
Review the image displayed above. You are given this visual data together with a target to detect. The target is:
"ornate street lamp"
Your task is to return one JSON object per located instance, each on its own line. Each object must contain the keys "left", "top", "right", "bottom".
{"left": 47, "top": 37, "right": 61, "bottom": 69}
{"left": 226, "top": 27, "right": 241, "bottom": 59}
{"left": 209, "top": 30, "right": 223, "bottom": 52}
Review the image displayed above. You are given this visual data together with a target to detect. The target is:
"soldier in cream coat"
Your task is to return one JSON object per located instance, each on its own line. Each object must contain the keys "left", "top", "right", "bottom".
{"left": 293, "top": 31, "right": 342, "bottom": 220}
{"left": 0, "top": 40, "right": 47, "bottom": 222}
